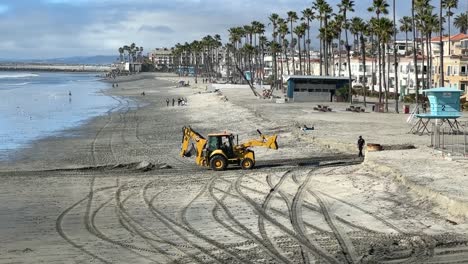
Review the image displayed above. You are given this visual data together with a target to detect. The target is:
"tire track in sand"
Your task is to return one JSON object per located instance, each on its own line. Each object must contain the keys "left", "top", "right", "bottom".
{"left": 234, "top": 172, "right": 347, "bottom": 263}
{"left": 116, "top": 183, "right": 205, "bottom": 263}
{"left": 207, "top": 176, "right": 291, "bottom": 264}
{"left": 56, "top": 184, "right": 116, "bottom": 264}
{"left": 142, "top": 179, "right": 239, "bottom": 264}
{"left": 180, "top": 175, "right": 257, "bottom": 264}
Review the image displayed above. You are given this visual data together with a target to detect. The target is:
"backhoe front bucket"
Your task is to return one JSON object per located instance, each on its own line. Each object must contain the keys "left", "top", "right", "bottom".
{"left": 266, "top": 135, "right": 278, "bottom": 150}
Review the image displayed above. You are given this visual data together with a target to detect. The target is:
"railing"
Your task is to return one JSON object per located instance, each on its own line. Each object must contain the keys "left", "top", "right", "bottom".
{"left": 431, "top": 122, "right": 468, "bottom": 156}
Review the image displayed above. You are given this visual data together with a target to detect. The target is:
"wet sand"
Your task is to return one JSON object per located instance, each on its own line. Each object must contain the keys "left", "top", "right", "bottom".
{"left": 1, "top": 73, "right": 468, "bottom": 263}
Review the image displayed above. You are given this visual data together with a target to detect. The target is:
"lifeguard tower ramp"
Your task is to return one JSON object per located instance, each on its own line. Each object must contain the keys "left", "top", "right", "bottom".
{"left": 410, "top": 87, "right": 463, "bottom": 134}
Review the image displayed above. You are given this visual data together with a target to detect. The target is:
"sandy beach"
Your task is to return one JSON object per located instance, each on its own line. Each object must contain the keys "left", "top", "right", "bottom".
{"left": 1, "top": 72, "right": 468, "bottom": 263}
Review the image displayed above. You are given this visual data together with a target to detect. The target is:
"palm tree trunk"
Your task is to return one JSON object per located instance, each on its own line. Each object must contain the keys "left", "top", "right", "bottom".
{"left": 394, "top": 0, "right": 399, "bottom": 113}
{"left": 284, "top": 39, "right": 290, "bottom": 75}
{"left": 421, "top": 38, "right": 426, "bottom": 91}
{"left": 307, "top": 20, "right": 311, "bottom": 75}
{"left": 378, "top": 39, "right": 382, "bottom": 104}
{"left": 319, "top": 20, "right": 323, "bottom": 76}
{"left": 280, "top": 40, "right": 284, "bottom": 89}
{"left": 429, "top": 34, "right": 433, "bottom": 89}
{"left": 303, "top": 36, "right": 307, "bottom": 75}
{"left": 298, "top": 37, "right": 302, "bottom": 75}
{"left": 345, "top": 14, "right": 352, "bottom": 104}
{"left": 361, "top": 33, "right": 367, "bottom": 107}
{"left": 439, "top": 0, "right": 444, "bottom": 87}
{"left": 405, "top": 31, "right": 409, "bottom": 56}
{"left": 412, "top": 0, "right": 419, "bottom": 109}
{"left": 426, "top": 32, "right": 432, "bottom": 89}
{"left": 383, "top": 44, "right": 388, "bottom": 112}
{"left": 448, "top": 11, "right": 451, "bottom": 55}
{"left": 331, "top": 41, "right": 335, "bottom": 77}
{"left": 339, "top": 31, "right": 343, "bottom": 77}
{"left": 290, "top": 21, "right": 295, "bottom": 75}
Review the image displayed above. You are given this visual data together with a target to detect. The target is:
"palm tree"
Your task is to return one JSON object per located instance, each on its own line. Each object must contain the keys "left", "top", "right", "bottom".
{"left": 368, "top": 0, "right": 389, "bottom": 104}
{"left": 130, "top": 43, "right": 136, "bottom": 62}
{"left": 252, "top": 21, "right": 265, "bottom": 81}
{"left": 314, "top": 0, "right": 333, "bottom": 75}
{"left": 301, "top": 8, "right": 314, "bottom": 75}
{"left": 213, "top": 34, "right": 222, "bottom": 78}
{"left": 190, "top": 40, "right": 202, "bottom": 83}
{"left": 350, "top": 17, "right": 363, "bottom": 54}
{"left": 334, "top": 14, "right": 345, "bottom": 77}
{"left": 278, "top": 19, "right": 290, "bottom": 76}
{"left": 123, "top": 45, "right": 130, "bottom": 63}
{"left": 442, "top": 0, "right": 458, "bottom": 55}
{"left": 118, "top": 47, "right": 124, "bottom": 63}
{"left": 228, "top": 27, "right": 243, "bottom": 82}
{"left": 139, "top": 47, "right": 144, "bottom": 63}
{"left": 454, "top": 12, "right": 468, "bottom": 34}
{"left": 323, "top": 17, "right": 340, "bottom": 77}
{"left": 293, "top": 24, "right": 306, "bottom": 75}
{"left": 269, "top": 13, "right": 280, "bottom": 88}
{"left": 269, "top": 41, "right": 282, "bottom": 86}
{"left": 355, "top": 18, "right": 369, "bottom": 106}
{"left": 399, "top": 16, "right": 413, "bottom": 55}
{"left": 374, "top": 17, "right": 394, "bottom": 112}
{"left": 259, "top": 35, "right": 268, "bottom": 80}
{"left": 339, "top": 0, "right": 355, "bottom": 103}
{"left": 287, "top": 11, "right": 299, "bottom": 75}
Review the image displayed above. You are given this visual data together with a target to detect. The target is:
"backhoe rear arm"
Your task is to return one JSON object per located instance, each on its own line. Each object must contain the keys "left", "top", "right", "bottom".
{"left": 180, "top": 126, "right": 208, "bottom": 166}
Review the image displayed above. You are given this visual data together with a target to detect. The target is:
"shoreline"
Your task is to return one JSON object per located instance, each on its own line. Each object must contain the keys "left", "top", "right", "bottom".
{"left": 0, "top": 73, "right": 178, "bottom": 171}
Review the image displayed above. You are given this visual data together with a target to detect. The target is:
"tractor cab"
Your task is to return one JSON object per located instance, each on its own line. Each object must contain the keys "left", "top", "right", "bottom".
{"left": 207, "top": 133, "right": 236, "bottom": 159}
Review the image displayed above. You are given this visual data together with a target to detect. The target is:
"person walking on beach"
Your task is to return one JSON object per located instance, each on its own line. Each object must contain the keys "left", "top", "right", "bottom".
{"left": 357, "top": 136, "right": 365, "bottom": 157}
{"left": 166, "top": 98, "right": 169, "bottom": 107}
{"left": 172, "top": 98, "right": 175, "bottom": 107}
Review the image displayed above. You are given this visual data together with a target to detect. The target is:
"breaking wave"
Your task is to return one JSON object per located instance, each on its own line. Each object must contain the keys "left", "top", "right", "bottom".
{"left": 0, "top": 73, "right": 39, "bottom": 79}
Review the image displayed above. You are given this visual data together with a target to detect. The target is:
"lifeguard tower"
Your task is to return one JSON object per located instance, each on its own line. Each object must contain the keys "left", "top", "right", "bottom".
{"left": 410, "top": 87, "right": 463, "bottom": 134}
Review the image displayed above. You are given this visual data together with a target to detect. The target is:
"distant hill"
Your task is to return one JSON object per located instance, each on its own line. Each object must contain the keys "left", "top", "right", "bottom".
{"left": 0, "top": 55, "right": 119, "bottom": 65}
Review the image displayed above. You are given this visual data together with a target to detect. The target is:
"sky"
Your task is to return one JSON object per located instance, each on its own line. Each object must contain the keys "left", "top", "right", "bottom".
{"left": 0, "top": 0, "right": 466, "bottom": 59}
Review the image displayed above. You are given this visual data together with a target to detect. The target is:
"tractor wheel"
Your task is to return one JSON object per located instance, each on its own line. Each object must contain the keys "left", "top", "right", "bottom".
{"left": 240, "top": 158, "right": 254, "bottom": 170}
{"left": 210, "top": 155, "right": 227, "bottom": 171}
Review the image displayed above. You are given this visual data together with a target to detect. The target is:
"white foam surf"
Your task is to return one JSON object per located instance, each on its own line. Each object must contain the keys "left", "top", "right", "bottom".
{"left": 0, "top": 73, "right": 39, "bottom": 79}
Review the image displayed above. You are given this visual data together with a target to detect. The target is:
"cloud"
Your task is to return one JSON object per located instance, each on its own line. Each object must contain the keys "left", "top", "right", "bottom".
{"left": 139, "top": 25, "right": 174, "bottom": 34}
{"left": 2, "top": 0, "right": 462, "bottom": 59}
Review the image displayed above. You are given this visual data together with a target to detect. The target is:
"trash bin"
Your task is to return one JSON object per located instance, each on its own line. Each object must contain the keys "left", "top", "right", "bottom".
{"left": 403, "top": 105, "right": 410, "bottom": 114}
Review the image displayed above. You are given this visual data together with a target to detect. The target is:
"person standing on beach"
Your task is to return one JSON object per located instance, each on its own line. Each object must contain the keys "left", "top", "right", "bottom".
{"left": 172, "top": 98, "right": 175, "bottom": 107}
{"left": 166, "top": 98, "right": 169, "bottom": 107}
{"left": 357, "top": 136, "right": 365, "bottom": 157}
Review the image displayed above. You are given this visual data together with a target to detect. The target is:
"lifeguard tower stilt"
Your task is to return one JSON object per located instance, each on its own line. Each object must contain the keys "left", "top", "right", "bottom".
{"left": 410, "top": 87, "right": 463, "bottom": 135}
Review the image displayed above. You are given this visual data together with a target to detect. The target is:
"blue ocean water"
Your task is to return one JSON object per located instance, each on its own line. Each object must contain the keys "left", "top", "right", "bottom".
{"left": 0, "top": 72, "right": 118, "bottom": 159}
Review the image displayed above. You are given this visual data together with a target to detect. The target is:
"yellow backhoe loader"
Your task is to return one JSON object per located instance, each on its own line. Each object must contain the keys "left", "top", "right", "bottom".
{"left": 180, "top": 126, "right": 278, "bottom": 171}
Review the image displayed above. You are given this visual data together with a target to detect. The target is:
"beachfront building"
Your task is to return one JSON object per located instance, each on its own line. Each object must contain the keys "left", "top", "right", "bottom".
{"left": 286, "top": 75, "right": 350, "bottom": 102}
{"left": 148, "top": 48, "right": 174, "bottom": 70}
{"left": 431, "top": 33, "right": 468, "bottom": 93}
{"left": 333, "top": 52, "right": 429, "bottom": 96}
{"left": 263, "top": 55, "right": 321, "bottom": 78}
